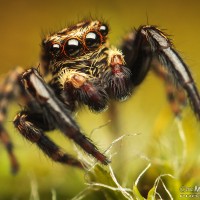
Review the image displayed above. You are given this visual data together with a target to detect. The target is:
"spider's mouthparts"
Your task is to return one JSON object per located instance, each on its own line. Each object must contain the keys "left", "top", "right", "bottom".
{"left": 64, "top": 73, "right": 108, "bottom": 112}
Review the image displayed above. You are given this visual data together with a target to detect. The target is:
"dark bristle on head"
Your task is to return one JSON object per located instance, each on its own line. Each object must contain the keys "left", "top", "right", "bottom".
{"left": 40, "top": 17, "right": 109, "bottom": 40}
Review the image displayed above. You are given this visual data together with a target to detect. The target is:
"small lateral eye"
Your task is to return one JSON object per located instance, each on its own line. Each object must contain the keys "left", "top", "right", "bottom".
{"left": 64, "top": 38, "right": 83, "bottom": 57}
{"left": 99, "top": 24, "right": 108, "bottom": 36}
{"left": 85, "top": 31, "right": 101, "bottom": 50}
{"left": 49, "top": 43, "right": 61, "bottom": 56}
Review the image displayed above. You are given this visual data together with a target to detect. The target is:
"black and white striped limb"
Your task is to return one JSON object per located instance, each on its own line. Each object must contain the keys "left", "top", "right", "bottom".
{"left": 19, "top": 68, "right": 109, "bottom": 166}
{"left": 121, "top": 25, "right": 200, "bottom": 118}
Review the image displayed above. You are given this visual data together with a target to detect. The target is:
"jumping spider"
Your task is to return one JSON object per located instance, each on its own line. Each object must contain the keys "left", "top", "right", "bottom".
{"left": 0, "top": 20, "right": 200, "bottom": 173}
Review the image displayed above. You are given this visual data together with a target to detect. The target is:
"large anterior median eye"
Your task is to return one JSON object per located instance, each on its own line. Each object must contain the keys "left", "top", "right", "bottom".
{"left": 64, "top": 38, "right": 83, "bottom": 57}
{"left": 85, "top": 31, "right": 101, "bottom": 50}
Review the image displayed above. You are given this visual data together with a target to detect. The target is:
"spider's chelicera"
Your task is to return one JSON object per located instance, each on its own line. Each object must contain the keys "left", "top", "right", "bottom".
{"left": 0, "top": 20, "right": 200, "bottom": 173}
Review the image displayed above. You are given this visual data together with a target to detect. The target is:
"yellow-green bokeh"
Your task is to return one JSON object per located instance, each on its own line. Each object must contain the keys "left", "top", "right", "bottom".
{"left": 0, "top": 0, "right": 200, "bottom": 199}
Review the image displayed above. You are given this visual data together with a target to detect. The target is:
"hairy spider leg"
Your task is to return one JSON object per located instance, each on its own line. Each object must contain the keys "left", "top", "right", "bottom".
{"left": 13, "top": 112, "right": 83, "bottom": 168}
{"left": 153, "top": 64, "right": 187, "bottom": 117}
{"left": 21, "top": 68, "right": 110, "bottom": 165}
{"left": 121, "top": 26, "right": 200, "bottom": 118}
{"left": 0, "top": 127, "right": 19, "bottom": 173}
{"left": 0, "top": 67, "right": 24, "bottom": 173}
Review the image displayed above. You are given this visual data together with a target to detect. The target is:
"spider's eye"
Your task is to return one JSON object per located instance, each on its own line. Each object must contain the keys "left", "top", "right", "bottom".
{"left": 85, "top": 32, "right": 101, "bottom": 50}
{"left": 64, "top": 39, "right": 83, "bottom": 57}
{"left": 99, "top": 24, "right": 108, "bottom": 36}
{"left": 49, "top": 43, "right": 61, "bottom": 56}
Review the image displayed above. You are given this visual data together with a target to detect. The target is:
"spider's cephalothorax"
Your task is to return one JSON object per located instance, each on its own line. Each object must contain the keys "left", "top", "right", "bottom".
{"left": 41, "top": 20, "right": 132, "bottom": 112}
{"left": 1, "top": 19, "right": 200, "bottom": 173}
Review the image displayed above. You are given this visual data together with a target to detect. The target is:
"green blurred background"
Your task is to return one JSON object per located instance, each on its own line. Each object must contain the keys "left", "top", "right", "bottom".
{"left": 0, "top": 0, "right": 200, "bottom": 199}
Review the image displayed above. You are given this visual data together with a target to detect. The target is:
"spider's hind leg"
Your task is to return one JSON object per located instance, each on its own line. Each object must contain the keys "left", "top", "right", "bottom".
{"left": 0, "top": 126, "right": 19, "bottom": 173}
{"left": 153, "top": 63, "right": 187, "bottom": 117}
{"left": 0, "top": 67, "right": 24, "bottom": 173}
{"left": 121, "top": 26, "right": 200, "bottom": 118}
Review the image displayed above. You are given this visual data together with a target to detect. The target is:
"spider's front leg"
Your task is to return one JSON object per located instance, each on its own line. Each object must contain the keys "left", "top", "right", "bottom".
{"left": 17, "top": 68, "right": 109, "bottom": 166}
{"left": 13, "top": 111, "right": 83, "bottom": 168}
{"left": 121, "top": 25, "right": 200, "bottom": 118}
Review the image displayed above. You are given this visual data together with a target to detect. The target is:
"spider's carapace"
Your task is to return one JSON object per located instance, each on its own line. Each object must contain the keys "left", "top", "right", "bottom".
{"left": 41, "top": 20, "right": 132, "bottom": 112}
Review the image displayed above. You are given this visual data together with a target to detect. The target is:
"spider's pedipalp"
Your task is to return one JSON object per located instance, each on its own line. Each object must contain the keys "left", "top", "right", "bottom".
{"left": 57, "top": 69, "right": 109, "bottom": 112}
{"left": 103, "top": 51, "right": 132, "bottom": 101}
{"left": 64, "top": 78, "right": 109, "bottom": 112}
